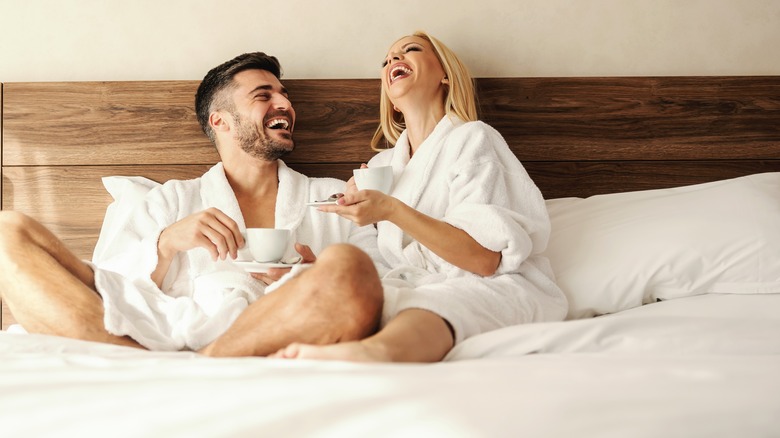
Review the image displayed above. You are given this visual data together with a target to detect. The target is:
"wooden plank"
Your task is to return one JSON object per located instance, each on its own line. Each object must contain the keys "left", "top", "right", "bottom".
{"left": 2, "top": 165, "right": 213, "bottom": 259}
{"left": 1, "top": 80, "right": 380, "bottom": 166}
{"left": 6, "top": 77, "right": 779, "bottom": 168}
{"left": 478, "top": 76, "right": 780, "bottom": 161}
{"left": 525, "top": 160, "right": 780, "bottom": 199}
{"left": 2, "top": 81, "right": 218, "bottom": 166}
{"left": 285, "top": 79, "right": 379, "bottom": 164}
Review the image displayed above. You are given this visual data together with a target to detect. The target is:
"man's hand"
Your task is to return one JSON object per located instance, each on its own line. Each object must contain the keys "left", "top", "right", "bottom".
{"left": 158, "top": 208, "right": 244, "bottom": 261}
{"left": 252, "top": 243, "right": 316, "bottom": 284}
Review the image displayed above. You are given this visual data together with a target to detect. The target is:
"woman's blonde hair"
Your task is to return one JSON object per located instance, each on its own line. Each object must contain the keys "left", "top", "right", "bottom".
{"left": 370, "top": 31, "right": 478, "bottom": 150}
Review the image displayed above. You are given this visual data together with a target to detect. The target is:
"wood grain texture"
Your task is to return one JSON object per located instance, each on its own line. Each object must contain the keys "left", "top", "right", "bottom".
{"left": 6, "top": 77, "right": 779, "bottom": 167}
{"left": 2, "top": 165, "right": 213, "bottom": 260}
{"left": 1, "top": 80, "right": 380, "bottom": 166}
{"left": 477, "top": 76, "right": 780, "bottom": 161}
{"left": 2, "top": 81, "right": 218, "bottom": 166}
{"left": 525, "top": 160, "right": 780, "bottom": 199}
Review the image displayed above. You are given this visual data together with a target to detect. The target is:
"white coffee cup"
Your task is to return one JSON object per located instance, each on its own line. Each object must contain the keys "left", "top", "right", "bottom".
{"left": 353, "top": 166, "right": 393, "bottom": 193}
{"left": 245, "top": 228, "right": 290, "bottom": 262}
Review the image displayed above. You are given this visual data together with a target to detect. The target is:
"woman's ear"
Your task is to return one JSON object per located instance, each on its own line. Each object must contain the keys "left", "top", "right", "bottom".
{"left": 441, "top": 76, "right": 449, "bottom": 84}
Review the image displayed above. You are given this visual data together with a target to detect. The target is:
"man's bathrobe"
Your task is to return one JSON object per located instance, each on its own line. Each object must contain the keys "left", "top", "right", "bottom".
{"left": 90, "top": 161, "right": 377, "bottom": 351}
{"left": 368, "top": 115, "right": 568, "bottom": 344}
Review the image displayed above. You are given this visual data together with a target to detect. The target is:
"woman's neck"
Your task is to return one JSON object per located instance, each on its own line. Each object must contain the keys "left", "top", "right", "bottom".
{"left": 402, "top": 105, "right": 446, "bottom": 156}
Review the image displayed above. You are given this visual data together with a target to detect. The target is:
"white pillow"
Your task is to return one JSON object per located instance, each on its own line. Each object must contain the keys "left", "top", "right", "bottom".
{"left": 92, "top": 176, "right": 160, "bottom": 261}
{"left": 542, "top": 172, "right": 780, "bottom": 320}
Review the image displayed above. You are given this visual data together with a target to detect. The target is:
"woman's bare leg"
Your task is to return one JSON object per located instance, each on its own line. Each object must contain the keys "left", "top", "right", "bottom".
{"left": 0, "top": 211, "right": 143, "bottom": 348}
{"left": 200, "top": 243, "right": 384, "bottom": 357}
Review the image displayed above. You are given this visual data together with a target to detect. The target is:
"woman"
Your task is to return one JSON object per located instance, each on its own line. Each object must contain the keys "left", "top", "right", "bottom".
{"left": 274, "top": 31, "right": 567, "bottom": 362}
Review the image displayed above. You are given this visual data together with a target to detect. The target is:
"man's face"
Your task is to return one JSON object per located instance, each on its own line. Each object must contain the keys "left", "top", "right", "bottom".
{"left": 227, "top": 69, "right": 296, "bottom": 161}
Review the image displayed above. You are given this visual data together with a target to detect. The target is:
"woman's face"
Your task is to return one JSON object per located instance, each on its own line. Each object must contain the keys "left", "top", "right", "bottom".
{"left": 381, "top": 36, "right": 447, "bottom": 107}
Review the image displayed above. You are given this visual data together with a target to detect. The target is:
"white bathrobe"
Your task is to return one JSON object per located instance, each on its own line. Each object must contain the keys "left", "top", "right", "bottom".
{"left": 370, "top": 116, "right": 568, "bottom": 343}
{"left": 90, "top": 161, "right": 378, "bottom": 351}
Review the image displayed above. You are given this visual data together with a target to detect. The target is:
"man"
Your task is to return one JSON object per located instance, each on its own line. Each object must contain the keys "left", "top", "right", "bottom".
{"left": 0, "top": 52, "right": 383, "bottom": 357}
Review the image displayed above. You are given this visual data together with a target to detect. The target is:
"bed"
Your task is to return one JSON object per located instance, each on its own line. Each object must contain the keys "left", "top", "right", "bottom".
{"left": 1, "top": 76, "right": 779, "bottom": 437}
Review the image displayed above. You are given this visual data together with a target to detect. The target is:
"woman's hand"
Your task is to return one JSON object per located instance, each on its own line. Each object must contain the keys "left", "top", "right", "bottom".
{"left": 343, "top": 163, "right": 367, "bottom": 196}
{"left": 318, "top": 189, "right": 397, "bottom": 227}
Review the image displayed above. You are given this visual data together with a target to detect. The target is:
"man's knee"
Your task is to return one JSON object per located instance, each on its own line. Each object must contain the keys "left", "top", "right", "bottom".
{"left": 314, "top": 243, "right": 384, "bottom": 337}
{"left": 317, "top": 243, "right": 367, "bottom": 262}
{"left": 316, "top": 244, "right": 377, "bottom": 278}
{"left": 0, "top": 211, "right": 38, "bottom": 251}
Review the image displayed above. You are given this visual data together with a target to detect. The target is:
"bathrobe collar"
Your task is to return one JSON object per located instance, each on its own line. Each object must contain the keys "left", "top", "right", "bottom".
{"left": 390, "top": 115, "right": 463, "bottom": 209}
{"left": 199, "top": 160, "right": 309, "bottom": 233}
{"left": 378, "top": 115, "right": 463, "bottom": 267}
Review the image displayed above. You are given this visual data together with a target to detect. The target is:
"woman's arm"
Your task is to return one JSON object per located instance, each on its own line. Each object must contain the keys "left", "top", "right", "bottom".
{"left": 387, "top": 197, "right": 501, "bottom": 276}
{"left": 323, "top": 192, "right": 501, "bottom": 276}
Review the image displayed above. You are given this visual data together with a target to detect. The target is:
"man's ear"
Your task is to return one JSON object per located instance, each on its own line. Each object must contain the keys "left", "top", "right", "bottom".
{"left": 209, "top": 111, "right": 231, "bottom": 133}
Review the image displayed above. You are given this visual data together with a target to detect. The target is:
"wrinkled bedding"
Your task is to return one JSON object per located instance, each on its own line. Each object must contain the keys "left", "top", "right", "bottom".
{"left": 1, "top": 294, "right": 778, "bottom": 437}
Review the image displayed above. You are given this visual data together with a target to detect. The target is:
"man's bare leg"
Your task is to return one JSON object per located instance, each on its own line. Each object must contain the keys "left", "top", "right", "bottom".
{"left": 200, "top": 243, "right": 383, "bottom": 357}
{"left": 271, "top": 308, "right": 455, "bottom": 363}
{"left": 0, "top": 212, "right": 144, "bottom": 348}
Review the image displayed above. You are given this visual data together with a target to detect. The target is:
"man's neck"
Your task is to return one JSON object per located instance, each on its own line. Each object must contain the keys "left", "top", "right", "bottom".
{"left": 223, "top": 156, "right": 280, "bottom": 228}
{"left": 223, "top": 157, "right": 279, "bottom": 197}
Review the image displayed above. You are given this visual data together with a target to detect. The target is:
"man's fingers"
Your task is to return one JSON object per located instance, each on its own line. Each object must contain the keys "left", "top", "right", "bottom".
{"left": 206, "top": 209, "right": 244, "bottom": 257}
{"left": 295, "top": 243, "right": 317, "bottom": 263}
{"left": 200, "top": 225, "right": 234, "bottom": 260}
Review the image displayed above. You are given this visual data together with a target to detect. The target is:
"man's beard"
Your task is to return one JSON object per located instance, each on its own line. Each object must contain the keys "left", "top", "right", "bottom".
{"left": 232, "top": 111, "right": 294, "bottom": 161}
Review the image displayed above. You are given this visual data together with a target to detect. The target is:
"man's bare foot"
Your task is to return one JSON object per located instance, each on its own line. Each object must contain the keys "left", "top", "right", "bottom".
{"left": 271, "top": 340, "right": 392, "bottom": 362}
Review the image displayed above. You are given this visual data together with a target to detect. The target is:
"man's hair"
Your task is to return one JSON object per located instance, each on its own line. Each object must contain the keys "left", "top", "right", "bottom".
{"left": 195, "top": 52, "right": 282, "bottom": 143}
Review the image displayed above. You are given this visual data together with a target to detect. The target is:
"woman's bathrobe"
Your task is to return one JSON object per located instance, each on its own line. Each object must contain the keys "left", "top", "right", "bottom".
{"left": 90, "top": 161, "right": 377, "bottom": 351}
{"left": 369, "top": 115, "right": 568, "bottom": 344}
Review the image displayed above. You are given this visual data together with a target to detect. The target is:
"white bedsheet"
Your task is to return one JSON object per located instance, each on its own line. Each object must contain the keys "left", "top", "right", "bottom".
{"left": 1, "top": 294, "right": 779, "bottom": 438}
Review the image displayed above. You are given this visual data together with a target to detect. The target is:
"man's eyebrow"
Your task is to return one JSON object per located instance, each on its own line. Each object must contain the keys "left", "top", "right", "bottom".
{"left": 247, "top": 84, "right": 289, "bottom": 96}
{"left": 247, "top": 84, "right": 273, "bottom": 95}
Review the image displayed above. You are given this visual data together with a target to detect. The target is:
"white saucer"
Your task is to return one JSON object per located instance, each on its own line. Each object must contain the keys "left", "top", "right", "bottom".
{"left": 306, "top": 201, "right": 338, "bottom": 207}
{"left": 234, "top": 261, "right": 296, "bottom": 273}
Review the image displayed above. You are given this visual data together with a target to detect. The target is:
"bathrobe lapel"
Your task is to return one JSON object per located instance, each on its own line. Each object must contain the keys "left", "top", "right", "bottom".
{"left": 274, "top": 161, "right": 309, "bottom": 260}
{"left": 193, "top": 160, "right": 308, "bottom": 269}
{"left": 379, "top": 116, "right": 458, "bottom": 267}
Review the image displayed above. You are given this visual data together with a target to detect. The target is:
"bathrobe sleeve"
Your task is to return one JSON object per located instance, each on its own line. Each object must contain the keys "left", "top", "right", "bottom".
{"left": 440, "top": 122, "right": 552, "bottom": 275}
{"left": 348, "top": 224, "right": 391, "bottom": 276}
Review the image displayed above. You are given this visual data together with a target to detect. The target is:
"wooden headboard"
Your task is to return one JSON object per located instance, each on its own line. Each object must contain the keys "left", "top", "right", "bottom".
{"left": 2, "top": 76, "right": 780, "bottom": 329}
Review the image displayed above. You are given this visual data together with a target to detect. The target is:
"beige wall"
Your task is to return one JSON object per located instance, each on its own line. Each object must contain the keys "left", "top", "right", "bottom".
{"left": 1, "top": 0, "right": 779, "bottom": 82}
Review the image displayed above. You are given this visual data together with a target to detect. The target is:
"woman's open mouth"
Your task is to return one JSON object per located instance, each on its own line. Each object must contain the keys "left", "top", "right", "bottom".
{"left": 389, "top": 63, "right": 412, "bottom": 84}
